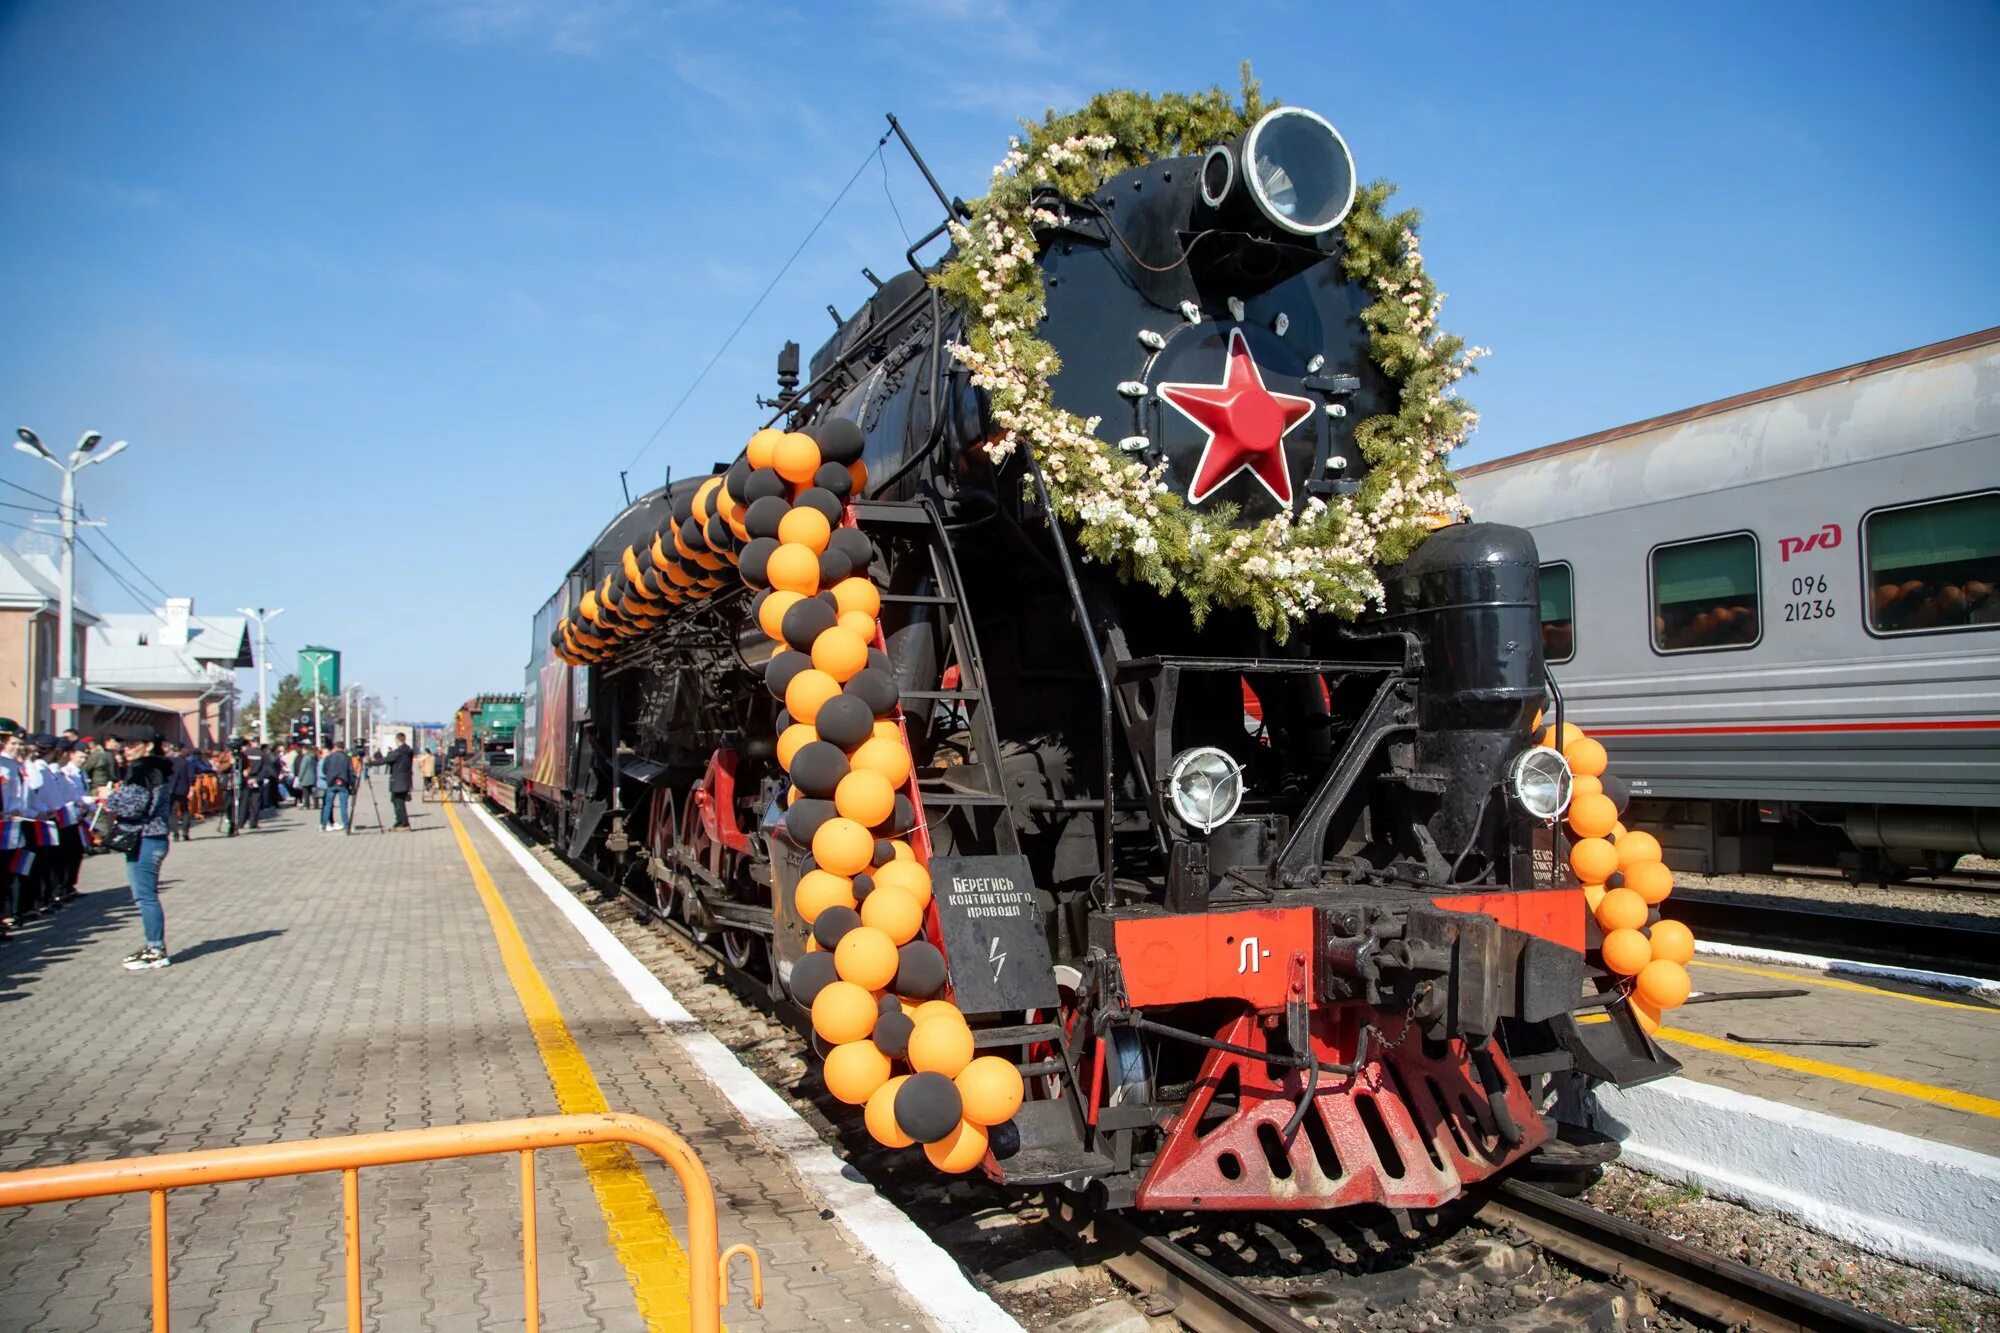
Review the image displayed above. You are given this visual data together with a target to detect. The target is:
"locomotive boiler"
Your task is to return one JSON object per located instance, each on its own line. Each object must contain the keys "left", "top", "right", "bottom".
{"left": 509, "top": 85, "right": 1683, "bottom": 1212}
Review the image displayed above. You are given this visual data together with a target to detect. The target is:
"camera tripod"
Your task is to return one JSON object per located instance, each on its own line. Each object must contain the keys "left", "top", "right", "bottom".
{"left": 345, "top": 762, "right": 387, "bottom": 835}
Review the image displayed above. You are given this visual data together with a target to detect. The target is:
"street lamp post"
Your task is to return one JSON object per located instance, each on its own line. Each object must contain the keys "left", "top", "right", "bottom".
{"left": 14, "top": 427, "right": 129, "bottom": 725}
{"left": 236, "top": 606, "right": 285, "bottom": 743}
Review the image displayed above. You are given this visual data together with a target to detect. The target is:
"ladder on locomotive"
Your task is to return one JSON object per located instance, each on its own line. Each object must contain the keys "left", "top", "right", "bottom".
{"left": 850, "top": 498, "right": 1021, "bottom": 859}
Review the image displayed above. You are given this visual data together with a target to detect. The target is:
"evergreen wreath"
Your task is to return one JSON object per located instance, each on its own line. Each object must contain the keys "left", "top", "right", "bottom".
{"left": 934, "top": 68, "right": 1483, "bottom": 635}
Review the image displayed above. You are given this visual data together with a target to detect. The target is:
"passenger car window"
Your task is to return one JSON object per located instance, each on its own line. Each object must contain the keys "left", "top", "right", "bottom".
{"left": 1652, "top": 534, "right": 1760, "bottom": 652}
{"left": 1865, "top": 492, "right": 2000, "bottom": 635}
{"left": 1539, "top": 562, "right": 1574, "bottom": 663}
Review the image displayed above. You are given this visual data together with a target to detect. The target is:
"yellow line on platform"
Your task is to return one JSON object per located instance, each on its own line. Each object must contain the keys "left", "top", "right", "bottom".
{"left": 441, "top": 799, "right": 693, "bottom": 1331}
{"left": 1654, "top": 1026, "right": 2000, "bottom": 1119}
{"left": 1691, "top": 958, "right": 1999, "bottom": 1013}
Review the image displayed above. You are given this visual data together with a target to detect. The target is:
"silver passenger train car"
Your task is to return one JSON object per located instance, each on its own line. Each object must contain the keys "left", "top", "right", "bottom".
{"left": 1459, "top": 328, "right": 1999, "bottom": 880}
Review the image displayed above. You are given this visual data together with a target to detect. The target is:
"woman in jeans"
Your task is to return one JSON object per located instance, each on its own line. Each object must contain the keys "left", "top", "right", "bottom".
{"left": 121, "top": 741, "right": 175, "bottom": 970}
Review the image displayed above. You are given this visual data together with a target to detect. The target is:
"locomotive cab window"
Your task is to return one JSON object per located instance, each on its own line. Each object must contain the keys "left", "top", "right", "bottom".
{"left": 1650, "top": 533, "right": 1760, "bottom": 653}
{"left": 1864, "top": 491, "right": 2000, "bottom": 635}
{"left": 1539, "top": 562, "right": 1574, "bottom": 663}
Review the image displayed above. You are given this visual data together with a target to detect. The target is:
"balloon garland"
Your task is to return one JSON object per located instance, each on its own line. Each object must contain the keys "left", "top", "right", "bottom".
{"left": 1539, "top": 721, "right": 1696, "bottom": 1033}
{"left": 554, "top": 420, "right": 1024, "bottom": 1172}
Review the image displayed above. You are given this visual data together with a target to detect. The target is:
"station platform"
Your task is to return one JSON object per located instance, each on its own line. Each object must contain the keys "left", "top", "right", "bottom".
{"left": 0, "top": 795, "right": 995, "bottom": 1332}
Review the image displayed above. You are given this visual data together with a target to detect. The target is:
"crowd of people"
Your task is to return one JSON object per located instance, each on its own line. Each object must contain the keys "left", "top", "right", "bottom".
{"left": 0, "top": 722, "right": 461, "bottom": 971}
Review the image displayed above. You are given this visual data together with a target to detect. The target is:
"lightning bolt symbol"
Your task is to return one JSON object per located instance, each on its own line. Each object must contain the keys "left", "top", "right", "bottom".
{"left": 989, "top": 936, "right": 1007, "bottom": 984}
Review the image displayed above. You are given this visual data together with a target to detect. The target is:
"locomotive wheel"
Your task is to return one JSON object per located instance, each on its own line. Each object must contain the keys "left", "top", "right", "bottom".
{"left": 720, "top": 929, "right": 769, "bottom": 979}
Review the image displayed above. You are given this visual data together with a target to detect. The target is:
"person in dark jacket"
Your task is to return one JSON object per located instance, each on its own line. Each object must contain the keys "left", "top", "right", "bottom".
{"left": 118, "top": 741, "right": 176, "bottom": 970}
{"left": 320, "top": 745, "right": 355, "bottom": 832}
{"left": 373, "top": 733, "right": 414, "bottom": 830}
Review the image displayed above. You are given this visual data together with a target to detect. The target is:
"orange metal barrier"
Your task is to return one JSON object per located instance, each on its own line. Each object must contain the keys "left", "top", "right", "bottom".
{"left": 0, "top": 1112, "right": 764, "bottom": 1333}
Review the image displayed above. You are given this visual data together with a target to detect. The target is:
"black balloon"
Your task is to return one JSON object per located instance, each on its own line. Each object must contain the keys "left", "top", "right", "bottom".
{"left": 787, "top": 797, "right": 838, "bottom": 846}
{"left": 876, "top": 991, "right": 903, "bottom": 1014}
{"left": 818, "top": 548, "right": 855, "bottom": 585}
{"left": 893, "top": 941, "right": 946, "bottom": 999}
{"left": 680, "top": 516, "right": 710, "bottom": 552}
{"left": 671, "top": 487, "right": 697, "bottom": 526}
{"left": 705, "top": 513, "right": 732, "bottom": 550}
{"left": 814, "top": 417, "right": 866, "bottom": 464}
{"left": 894, "top": 1071, "right": 962, "bottom": 1143}
{"left": 724, "top": 456, "right": 753, "bottom": 504}
{"left": 795, "top": 487, "right": 843, "bottom": 525}
{"left": 827, "top": 527, "right": 874, "bottom": 571}
{"left": 872, "top": 1011, "right": 914, "bottom": 1059}
{"left": 813, "top": 461, "right": 854, "bottom": 497}
{"left": 1601, "top": 773, "right": 1632, "bottom": 816}
{"left": 765, "top": 650, "right": 812, "bottom": 702}
{"left": 813, "top": 905, "right": 861, "bottom": 952}
{"left": 789, "top": 951, "right": 838, "bottom": 1007}
{"left": 774, "top": 707, "right": 794, "bottom": 732}
{"left": 810, "top": 1031, "right": 837, "bottom": 1061}
{"left": 744, "top": 467, "right": 789, "bottom": 503}
{"left": 782, "top": 597, "right": 838, "bottom": 651}
{"left": 739, "top": 537, "right": 780, "bottom": 589}
{"left": 790, "top": 741, "right": 850, "bottom": 798}
{"left": 815, "top": 695, "right": 874, "bottom": 749}
{"left": 851, "top": 870, "right": 875, "bottom": 903}
{"left": 744, "top": 495, "right": 790, "bottom": 540}
{"left": 875, "top": 794, "right": 917, "bottom": 838}
{"left": 866, "top": 647, "right": 892, "bottom": 677}
{"left": 1605, "top": 871, "right": 1625, "bottom": 890}
{"left": 845, "top": 667, "right": 899, "bottom": 717}
{"left": 872, "top": 839, "right": 897, "bottom": 868}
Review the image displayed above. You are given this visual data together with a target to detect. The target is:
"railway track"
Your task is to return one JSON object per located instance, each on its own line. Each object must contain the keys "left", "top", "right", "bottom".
{"left": 506, "top": 811, "right": 1918, "bottom": 1331}
{"left": 1669, "top": 890, "right": 2000, "bottom": 976}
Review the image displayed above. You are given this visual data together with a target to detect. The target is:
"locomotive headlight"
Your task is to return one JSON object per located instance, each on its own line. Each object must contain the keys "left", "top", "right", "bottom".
{"left": 1242, "top": 107, "right": 1357, "bottom": 236}
{"left": 1166, "top": 746, "right": 1245, "bottom": 832}
{"left": 1508, "top": 746, "right": 1574, "bottom": 822}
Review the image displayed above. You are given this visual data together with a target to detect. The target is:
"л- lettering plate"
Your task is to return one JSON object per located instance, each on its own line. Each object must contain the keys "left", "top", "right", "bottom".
{"left": 928, "top": 855, "right": 1058, "bottom": 1015}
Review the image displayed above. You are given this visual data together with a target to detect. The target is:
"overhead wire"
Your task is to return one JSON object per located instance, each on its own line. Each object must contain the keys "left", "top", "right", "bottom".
{"left": 626, "top": 130, "right": 892, "bottom": 470}
{"left": 878, "top": 144, "right": 913, "bottom": 246}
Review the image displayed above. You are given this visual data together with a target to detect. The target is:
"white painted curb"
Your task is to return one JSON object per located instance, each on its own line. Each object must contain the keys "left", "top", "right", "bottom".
{"left": 1578, "top": 1075, "right": 2000, "bottom": 1292}
{"left": 1696, "top": 940, "right": 2000, "bottom": 996}
{"left": 466, "top": 803, "right": 1022, "bottom": 1333}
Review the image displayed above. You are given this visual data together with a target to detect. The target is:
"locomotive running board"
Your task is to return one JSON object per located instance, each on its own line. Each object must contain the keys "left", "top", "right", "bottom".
{"left": 1134, "top": 1013, "right": 1546, "bottom": 1211}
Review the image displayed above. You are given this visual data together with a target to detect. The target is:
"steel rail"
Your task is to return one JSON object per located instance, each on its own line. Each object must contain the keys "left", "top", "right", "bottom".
{"left": 1481, "top": 1181, "right": 1903, "bottom": 1333}
{"left": 1046, "top": 1197, "right": 1314, "bottom": 1333}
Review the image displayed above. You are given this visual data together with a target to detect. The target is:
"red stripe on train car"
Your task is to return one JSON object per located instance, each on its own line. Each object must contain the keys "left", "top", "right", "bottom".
{"left": 1586, "top": 719, "right": 2000, "bottom": 737}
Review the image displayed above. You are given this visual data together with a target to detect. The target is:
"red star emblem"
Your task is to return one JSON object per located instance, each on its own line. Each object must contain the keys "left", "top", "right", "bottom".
{"left": 1159, "top": 328, "right": 1316, "bottom": 507}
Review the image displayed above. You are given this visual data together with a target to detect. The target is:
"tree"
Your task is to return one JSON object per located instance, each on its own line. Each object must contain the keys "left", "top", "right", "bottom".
{"left": 266, "top": 673, "right": 314, "bottom": 740}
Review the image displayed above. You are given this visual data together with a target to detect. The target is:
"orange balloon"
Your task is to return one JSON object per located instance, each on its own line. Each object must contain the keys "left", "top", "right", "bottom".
{"left": 923, "top": 1118, "right": 988, "bottom": 1174}
{"left": 1595, "top": 886, "right": 1649, "bottom": 933}
{"left": 747, "top": 428, "right": 784, "bottom": 470}
{"left": 796, "top": 869, "right": 856, "bottom": 924}
{"left": 873, "top": 858, "right": 932, "bottom": 909}
{"left": 912, "top": 1000, "right": 966, "bottom": 1029}
{"left": 1570, "top": 837, "right": 1619, "bottom": 885}
{"left": 1570, "top": 774, "right": 1603, "bottom": 802}
{"left": 848, "top": 459, "right": 869, "bottom": 491}
{"left": 1567, "top": 792, "right": 1619, "bottom": 840}
{"left": 1565, "top": 735, "right": 1608, "bottom": 779}
{"left": 1649, "top": 918, "right": 1696, "bottom": 965}
{"left": 1582, "top": 882, "right": 1606, "bottom": 915}
{"left": 692, "top": 476, "right": 722, "bottom": 526}
{"left": 837, "top": 610, "right": 879, "bottom": 640}
{"left": 860, "top": 884, "right": 924, "bottom": 945}
{"left": 773, "top": 432, "right": 822, "bottom": 484}
{"left": 811, "top": 980, "right": 877, "bottom": 1045}
{"left": 1610, "top": 821, "right": 1629, "bottom": 841}
{"left": 1600, "top": 927, "right": 1652, "bottom": 977}
{"left": 758, "top": 590, "right": 804, "bottom": 641}
{"left": 831, "top": 577, "right": 882, "bottom": 619}
{"left": 1540, "top": 722, "right": 1584, "bottom": 752}
{"left": 1635, "top": 958, "right": 1691, "bottom": 1010}
{"left": 908, "top": 1015, "right": 975, "bottom": 1077}
{"left": 955, "top": 1056, "right": 1024, "bottom": 1127}
{"left": 777, "top": 723, "right": 819, "bottom": 771}
{"left": 813, "top": 817, "right": 875, "bottom": 876}
{"left": 864, "top": 1076, "right": 915, "bottom": 1148}
{"left": 886, "top": 839, "right": 917, "bottom": 862}
{"left": 872, "top": 720, "right": 905, "bottom": 744}
{"left": 778, "top": 506, "right": 832, "bottom": 553}
{"left": 835, "top": 769, "right": 897, "bottom": 826}
{"left": 766, "top": 543, "right": 820, "bottom": 596}
{"left": 1624, "top": 859, "right": 1674, "bottom": 906}
{"left": 850, "top": 735, "right": 913, "bottom": 787}
{"left": 1629, "top": 996, "right": 1663, "bottom": 1035}
{"left": 811, "top": 627, "right": 870, "bottom": 683}
{"left": 834, "top": 925, "right": 900, "bottom": 991}
{"left": 786, "top": 669, "right": 842, "bottom": 725}
{"left": 1616, "top": 830, "right": 1663, "bottom": 871}
{"left": 823, "top": 1040, "right": 892, "bottom": 1105}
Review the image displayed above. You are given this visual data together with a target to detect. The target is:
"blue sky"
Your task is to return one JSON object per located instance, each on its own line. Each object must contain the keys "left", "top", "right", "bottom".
{"left": 3, "top": 1, "right": 1996, "bottom": 722}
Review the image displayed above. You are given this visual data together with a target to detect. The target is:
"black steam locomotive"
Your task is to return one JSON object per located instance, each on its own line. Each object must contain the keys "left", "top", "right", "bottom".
{"left": 495, "top": 96, "right": 1675, "bottom": 1211}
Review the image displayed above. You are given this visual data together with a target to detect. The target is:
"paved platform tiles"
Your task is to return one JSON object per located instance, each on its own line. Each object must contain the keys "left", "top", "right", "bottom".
{"left": 1653, "top": 954, "right": 2000, "bottom": 1155}
{"left": 0, "top": 797, "right": 937, "bottom": 1332}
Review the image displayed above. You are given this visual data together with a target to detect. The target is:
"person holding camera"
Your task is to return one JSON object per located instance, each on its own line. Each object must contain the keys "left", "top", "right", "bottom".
{"left": 320, "top": 743, "right": 355, "bottom": 832}
{"left": 372, "top": 733, "right": 414, "bottom": 831}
